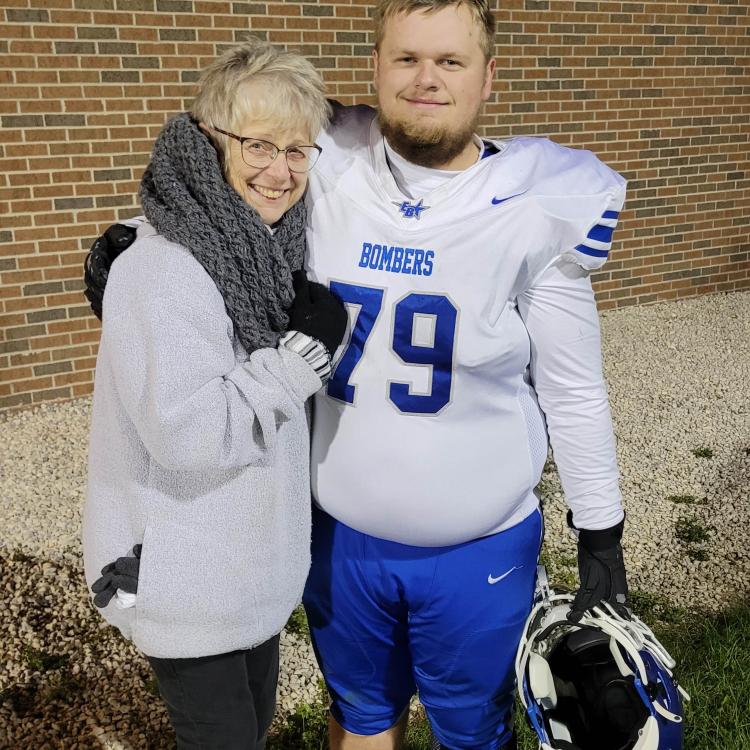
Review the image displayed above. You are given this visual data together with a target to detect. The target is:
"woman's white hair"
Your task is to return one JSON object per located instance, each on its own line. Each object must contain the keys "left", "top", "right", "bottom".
{"left": 192, "top": 36, "right": 331, "bottom": 157}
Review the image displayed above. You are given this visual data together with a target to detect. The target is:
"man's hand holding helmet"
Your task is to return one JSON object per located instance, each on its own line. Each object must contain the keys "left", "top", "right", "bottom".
{"left": 567, "top": 510, "right": 629, "bottom": 623}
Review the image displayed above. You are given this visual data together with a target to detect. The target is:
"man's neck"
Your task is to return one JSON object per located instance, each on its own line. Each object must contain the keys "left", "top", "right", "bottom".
{"left": 432, "top": 139, "right": 481, "bottom": 171}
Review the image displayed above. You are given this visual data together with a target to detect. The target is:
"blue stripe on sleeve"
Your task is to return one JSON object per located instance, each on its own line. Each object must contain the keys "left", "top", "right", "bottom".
{"left": 602, "top": 210, "right": 620, "bottom": 220}
{"left": 575, "top": 244, "right": 609, "bottom": 258}
{"left": 587, "top": 224, "right": 615, "bottom": 243}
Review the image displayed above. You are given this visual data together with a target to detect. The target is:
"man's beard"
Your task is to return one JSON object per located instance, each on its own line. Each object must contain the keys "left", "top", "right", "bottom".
{"left": 378, "top": 108, "right": 479, "bottom": 169}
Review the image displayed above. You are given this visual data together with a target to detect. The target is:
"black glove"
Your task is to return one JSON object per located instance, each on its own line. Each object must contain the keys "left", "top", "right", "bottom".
{"left": 288, "top": 270, "right": 348, "bottom": 357}
{"left": 568, "top": 511, "right": 629, "bottom": 623}
{"left": 91, "top": 544, "right": 142, "bottom": 608}
{"left": 83, "top": 223, "right": 138, "bottom": 319}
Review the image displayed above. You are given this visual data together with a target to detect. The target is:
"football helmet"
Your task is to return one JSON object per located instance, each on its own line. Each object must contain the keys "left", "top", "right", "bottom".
{"left": 516, "top": 567, "right": 689, "bottom": 750}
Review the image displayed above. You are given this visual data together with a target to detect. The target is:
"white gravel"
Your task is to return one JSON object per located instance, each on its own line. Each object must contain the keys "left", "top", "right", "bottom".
{"left": 1, "top": 290, "right": 748, "bottom": 748}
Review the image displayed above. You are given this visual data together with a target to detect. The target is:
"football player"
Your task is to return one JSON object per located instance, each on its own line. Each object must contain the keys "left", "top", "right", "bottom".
{"left": 84, "top": 2, "right": 630, "bottom": 749}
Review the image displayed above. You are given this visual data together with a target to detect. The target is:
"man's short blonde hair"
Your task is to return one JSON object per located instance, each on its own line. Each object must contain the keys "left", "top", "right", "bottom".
{"left": 192, "top": 37, "right": 331, "bottom": 158}
{"left": 374, "top": 0, "right": 496, "bottom": 61}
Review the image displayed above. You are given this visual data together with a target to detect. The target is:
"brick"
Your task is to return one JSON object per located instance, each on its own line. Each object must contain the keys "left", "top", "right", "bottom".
{"left": 0, "top": 339, "right": 30, "bottom": 355}
{"left": 3, "top": 365, "right": 34, "bottom": 382}
{"left": 23, "top": 281, "right": 65, "bottom": 296}
{"left": 30, "top": 334, "right": 72, "bottom": 350}
{"left": 54, "top": 197, "right": 95, "bottom": 210}
{"left": 0, "top": 312, "right": 25, "bottom": 328}
{"left": 303, "top": 4, "right": 334, "bottom": 16}
{"left": 73, "top": 382, "right": 95, "bottom": 397}
{"left": 44, "top": 114, "right": 87, "bottom": 127}
{"left": 54, "top": 41, "right": 98, "bottom": 54}
{"left": 75, "top": 0, "right": 115, "bottom": 8}
{"left": 101, "top": 70, "right": 141, "bottom": 83}
{"left": 6, "top": 8, "right": 50, "bottom": 22}
{"left": 0, "top": 393, "right": 32, "bottom": 409}
{"left": 159, "top": 28, "right": 197, "bottom": 40}
{"left": 116, "top": 0, "right": 155, "bottom": 8}
{"left": 95, "top": 194, "right": 136, "bottom": 208}
{"left": 76, "top": 26, "right": 118, "bottom": 39}
{"left": 1, "top": 115, "right": 44, "bottom": 128}
{"left": 34, "top": 360, "right": 73, "bottom": 376}
{"left": 93, "top": 168, "right": 132, "bottom": 181}
{"left": 63, "top": 279, "right": 85, "bottom": 292}
{"left": 26, "top": 308, "right": 68, "bottom": 324}
{"left": 71, "top": 331, "right": 99, "bottom": 344}
{"left": 50, "top": 345, "right": 89, "bottom": 362}
{"left": 5, "top": 323, "right": 47, "bottom": 341}
{"left": 122, "top": 56, "right": 160, "bottom": 68}
{"left": 31, "top": 386, "right": 72, "bottom": 403}
{"left": 97, "top": 42, "right": 139, "bottom": 54}
{"left": 156, "top": 0, "right": 193, "bottom": 10}
{"left": 68, "top": 305, "right": 94, "bottom": 319}
{"left": 232, "top": 2, "right": 266, "bottom": 13}
{"left": 71, "top": 356, "right": 97, "bottom": 373}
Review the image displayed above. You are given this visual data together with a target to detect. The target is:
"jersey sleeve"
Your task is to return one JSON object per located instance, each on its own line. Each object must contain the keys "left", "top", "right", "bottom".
{"left": 557, "top": 181, "right": 626, "bottom": 272}
{"left": 531, "top": 141, "right": 627, "bottom": 274}
{"left": 517, "top": 257, "right": 625, "bottom": 531}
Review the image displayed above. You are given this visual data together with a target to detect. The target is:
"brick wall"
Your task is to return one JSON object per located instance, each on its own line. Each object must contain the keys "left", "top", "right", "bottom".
{"left": 1, "top": 0, "right": 748, "bottom": 412}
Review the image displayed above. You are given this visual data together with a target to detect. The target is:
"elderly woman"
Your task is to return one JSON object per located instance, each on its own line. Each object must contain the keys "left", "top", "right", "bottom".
{"left": 82, "top": 39, "right": 346, "bottom": 749}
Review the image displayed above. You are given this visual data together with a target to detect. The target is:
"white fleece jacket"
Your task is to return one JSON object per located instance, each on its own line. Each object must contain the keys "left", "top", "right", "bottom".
{"left": 82, "top": 227, "right": 322, "bottom": 658}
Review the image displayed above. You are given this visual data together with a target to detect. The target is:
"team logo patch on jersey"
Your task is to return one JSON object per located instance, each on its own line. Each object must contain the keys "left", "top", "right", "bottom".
{"left": 394, "top": 199, "right": 427, "bottom": 219}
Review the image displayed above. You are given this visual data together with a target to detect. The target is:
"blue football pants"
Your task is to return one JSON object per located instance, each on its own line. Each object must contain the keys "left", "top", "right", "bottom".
{"left": 303, "top": 506, "right": 543, "bottom": 750}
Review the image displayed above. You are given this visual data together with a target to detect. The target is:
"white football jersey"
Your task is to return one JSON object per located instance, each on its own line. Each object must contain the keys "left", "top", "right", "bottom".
{"left": 305, "top": 105, "right": 626, "bottom": 546}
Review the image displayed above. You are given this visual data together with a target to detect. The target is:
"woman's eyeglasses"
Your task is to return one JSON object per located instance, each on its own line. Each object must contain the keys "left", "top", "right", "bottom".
{"left": 213, "top": 127, "right": 322, "bottom": 173}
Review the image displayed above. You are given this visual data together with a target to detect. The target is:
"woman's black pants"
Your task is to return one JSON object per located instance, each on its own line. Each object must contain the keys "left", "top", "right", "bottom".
{"left": 147, "top": 634, "right": 280, "bottom": 750}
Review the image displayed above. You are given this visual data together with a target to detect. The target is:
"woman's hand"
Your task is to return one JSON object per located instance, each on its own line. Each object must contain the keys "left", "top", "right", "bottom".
{"left": 91, "top": 544, "right": 142, "bottom": 608}
{"left": 288, "top": 270, "right": 348, "bottom": 357}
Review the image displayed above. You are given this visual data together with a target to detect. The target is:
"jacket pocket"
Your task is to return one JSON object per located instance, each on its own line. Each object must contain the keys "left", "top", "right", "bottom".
{"left": 132, "top": 512, "right": 262, "bottom": 637}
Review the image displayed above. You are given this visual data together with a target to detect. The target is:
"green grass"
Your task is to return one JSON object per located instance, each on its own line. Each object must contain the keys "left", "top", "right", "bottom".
{"left": 539, "top": 549, "right": 578, "bottom": 590}
{"left": 22, "top": 646, "right": 69, "bottom": 673}
{"left": 660, "top": 602, "right": 750, "bottom": 748}
{"left": 675, "top": 517, "right": 710, "bottom": 545}
{"left": 691, "top": 447, "right": 714, "bottom": 458}
{"left": 403, "top": 706, "right": 435, "bottom": 749}
{"left": 284, "top": 605, "right": 311, "bottom": 642}
{"left": 674, "top": 516, "right": 711, "bottom": 562}
{"left": 686, "top": 547, "right": 709, "bottom": 562}
{"left": 629, "top": 589, "right": 685, "bottom": 625}
{"left": 267, "top": 688, "right": 328, "bottom": 750}
{"left": 144, "top": 676, "right": 161, "bottom": 697}
{"left": 40, "top": 670, "right": 82, "bottom": 705}
{"left": 267, "top": 602, "right": 750, "bottom": 750}
{"left": 667, "top": 494, "right": 703, "bottom": 505}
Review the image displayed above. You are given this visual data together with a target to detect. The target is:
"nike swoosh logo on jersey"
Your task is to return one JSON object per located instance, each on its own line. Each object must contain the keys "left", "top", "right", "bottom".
{"left": 487, "top": 566, "right": 522, "bottom": 584}
{"left": 491, "top": 191, "right": 527, "bottom": 206}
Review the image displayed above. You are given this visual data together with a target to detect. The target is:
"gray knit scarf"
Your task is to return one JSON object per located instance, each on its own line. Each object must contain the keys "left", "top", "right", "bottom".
{"left": 140, "top": 113, "right": 306, "bottom": 353}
